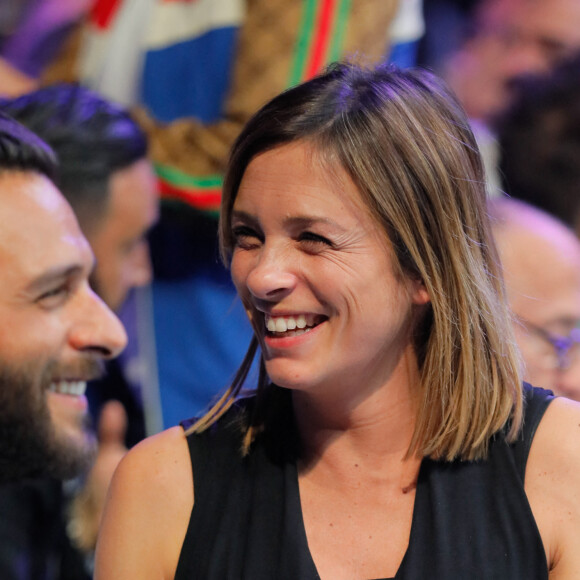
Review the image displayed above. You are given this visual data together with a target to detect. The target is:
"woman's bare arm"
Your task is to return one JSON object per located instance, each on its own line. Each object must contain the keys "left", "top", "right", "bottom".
{"left": 526, "top": 397, "right": 580, "bottom": 578}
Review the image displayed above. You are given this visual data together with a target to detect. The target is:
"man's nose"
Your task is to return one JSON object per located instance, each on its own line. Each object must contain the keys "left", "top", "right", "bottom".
{"left": 69, "top": 286, "right": 128, "bottom": 359}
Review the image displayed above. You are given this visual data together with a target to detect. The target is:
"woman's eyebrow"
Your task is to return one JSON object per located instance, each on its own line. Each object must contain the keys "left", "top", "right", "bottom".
{"left": 283, "top": 215, "right": 346, "bottom": 232}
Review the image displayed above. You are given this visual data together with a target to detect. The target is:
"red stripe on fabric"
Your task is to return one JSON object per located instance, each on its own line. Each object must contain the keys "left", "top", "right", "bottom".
{"left": 90, "top": 0, "right": 122, "bottom": 29}
{"left": 159, "top": 180, "right": 222, "bottom": 210}
{"left": 305, "top": 0, "right": 337, "bottom": 79}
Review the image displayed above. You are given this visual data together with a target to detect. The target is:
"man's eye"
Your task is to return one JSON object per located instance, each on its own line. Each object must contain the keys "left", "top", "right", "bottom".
{"left": 41, "top": 286, "right": 66, "bottom": 299}
{"left": 37, "top": 285, "right": 70, "bottom": 307}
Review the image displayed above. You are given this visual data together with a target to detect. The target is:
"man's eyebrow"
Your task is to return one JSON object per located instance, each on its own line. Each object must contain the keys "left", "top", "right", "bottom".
{"left": 25, "top": 264, "right": 86, "bottom": 293}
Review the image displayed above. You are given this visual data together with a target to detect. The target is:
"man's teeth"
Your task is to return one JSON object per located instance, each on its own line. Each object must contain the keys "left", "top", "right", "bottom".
{"left": 49, "top": 381, "right": 87, "bottom": 396}
{"left": 266, "top": 314, "right": 314, "bottom": 333}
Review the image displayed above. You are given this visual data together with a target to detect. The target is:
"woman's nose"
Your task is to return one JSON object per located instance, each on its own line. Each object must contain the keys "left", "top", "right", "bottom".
{"left": 244, "top": 246, "right": 298, "bottom": 301}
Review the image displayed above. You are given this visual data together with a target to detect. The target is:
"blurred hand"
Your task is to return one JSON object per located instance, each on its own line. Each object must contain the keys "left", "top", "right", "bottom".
{"left": 68, "top": 400, "right": 128, "bottom": 553}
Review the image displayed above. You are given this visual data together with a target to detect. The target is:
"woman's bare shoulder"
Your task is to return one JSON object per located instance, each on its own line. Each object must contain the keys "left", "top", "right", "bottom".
{"left": 525, "top": 397, "right": 580, "bottom": 578}
{"left": 118, "top": 425, "right": 193, "bottom": 488}
{"left": 95, "top": 426, "right": 194, "bottom": 580}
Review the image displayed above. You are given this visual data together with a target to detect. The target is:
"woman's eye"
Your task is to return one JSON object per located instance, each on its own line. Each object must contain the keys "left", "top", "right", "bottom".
{"left": 299, "top": 231, "right": 333, "bottom": 247}
{"left": 232, "top": 226, "right": 262, "bottom": 248}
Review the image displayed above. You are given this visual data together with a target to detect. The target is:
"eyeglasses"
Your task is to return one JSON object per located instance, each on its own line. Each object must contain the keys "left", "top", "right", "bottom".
{"left": 517, "top": 318, "right": 580, "bottom": 372}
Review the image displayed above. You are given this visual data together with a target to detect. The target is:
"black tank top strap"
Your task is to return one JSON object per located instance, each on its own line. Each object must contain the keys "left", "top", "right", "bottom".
{"left": 512, "top": 383, "right": 555, "bottom": 482}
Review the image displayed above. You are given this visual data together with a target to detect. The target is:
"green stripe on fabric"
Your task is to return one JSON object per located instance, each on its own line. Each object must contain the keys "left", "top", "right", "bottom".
{"left": 288, "top": 0, "right": 319, "bottom": 87}
{"left": 328, "top": 0, "right": 351, "bottom": 62}
{"left": 154, "top": 162, "right": 223, "bottom": 190}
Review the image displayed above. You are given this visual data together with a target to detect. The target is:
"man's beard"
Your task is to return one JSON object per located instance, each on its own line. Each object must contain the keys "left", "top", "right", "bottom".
{"left": 0, "top": 357, "right": 103, "bottom": 484}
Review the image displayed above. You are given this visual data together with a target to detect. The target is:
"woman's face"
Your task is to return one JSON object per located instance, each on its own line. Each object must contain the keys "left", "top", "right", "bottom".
{"left": 230, "top": 143, "right": 428, "bottom": 397}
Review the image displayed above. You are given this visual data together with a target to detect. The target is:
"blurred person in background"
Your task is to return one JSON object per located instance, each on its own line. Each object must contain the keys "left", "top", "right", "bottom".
{"left": 490, "top": 198, "right": 580, "bottom": 401}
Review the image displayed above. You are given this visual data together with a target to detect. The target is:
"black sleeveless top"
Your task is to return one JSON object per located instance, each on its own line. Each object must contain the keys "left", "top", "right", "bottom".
{"left": 176, "top": 384, "right": 553, "bottom": 579}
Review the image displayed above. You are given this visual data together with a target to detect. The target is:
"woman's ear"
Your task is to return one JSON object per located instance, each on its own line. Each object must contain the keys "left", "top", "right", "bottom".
{"left": 410, "top": 278, "right": 430, "bottom": 306}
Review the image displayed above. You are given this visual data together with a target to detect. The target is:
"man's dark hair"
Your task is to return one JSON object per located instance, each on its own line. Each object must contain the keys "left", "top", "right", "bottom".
{"left": 498, "top": 52, "right": 580, "bottom": 233}
{"left": 0, "top": 111, "right": 57, "bottom": 180}
{"left": 0, "top": 84, "right": 148, "bottom": 231}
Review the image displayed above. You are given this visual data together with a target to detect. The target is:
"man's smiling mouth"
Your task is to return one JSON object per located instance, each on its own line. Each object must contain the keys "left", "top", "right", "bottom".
{"left": 48, "top": 380, "right": 87, "bottom": 396}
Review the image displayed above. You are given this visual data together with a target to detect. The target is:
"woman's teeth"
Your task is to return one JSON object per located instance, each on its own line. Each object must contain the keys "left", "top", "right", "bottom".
{"left": 266, "top": 314, "right": 316, "bottom": 334}
{"left": 49, "top": 381, "right": 87, "bottom": 396}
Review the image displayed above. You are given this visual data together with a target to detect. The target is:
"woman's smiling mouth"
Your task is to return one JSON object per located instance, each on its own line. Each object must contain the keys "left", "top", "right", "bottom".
{"left": 265, "top": 313, "right": 327, "bottom": 337}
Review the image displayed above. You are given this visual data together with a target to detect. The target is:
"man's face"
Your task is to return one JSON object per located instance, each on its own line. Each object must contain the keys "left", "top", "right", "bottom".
{"left": 496, "top": 219, "right": 580, "bottom": 400}
{"left": 89, "top": 159, "right": 159, "bottom": 311}
{"left": 0, "top": 171, "right": 127, "bottom": 482}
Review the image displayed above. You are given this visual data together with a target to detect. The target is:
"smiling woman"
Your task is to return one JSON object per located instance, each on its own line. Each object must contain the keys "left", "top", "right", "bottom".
{"left": 96, "top": 62, "right": 580, "bottom": 580}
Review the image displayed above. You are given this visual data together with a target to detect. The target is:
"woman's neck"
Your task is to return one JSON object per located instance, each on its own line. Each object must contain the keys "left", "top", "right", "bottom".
{"left": 292, "top": 370, "right": 420, "bottom": 480}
